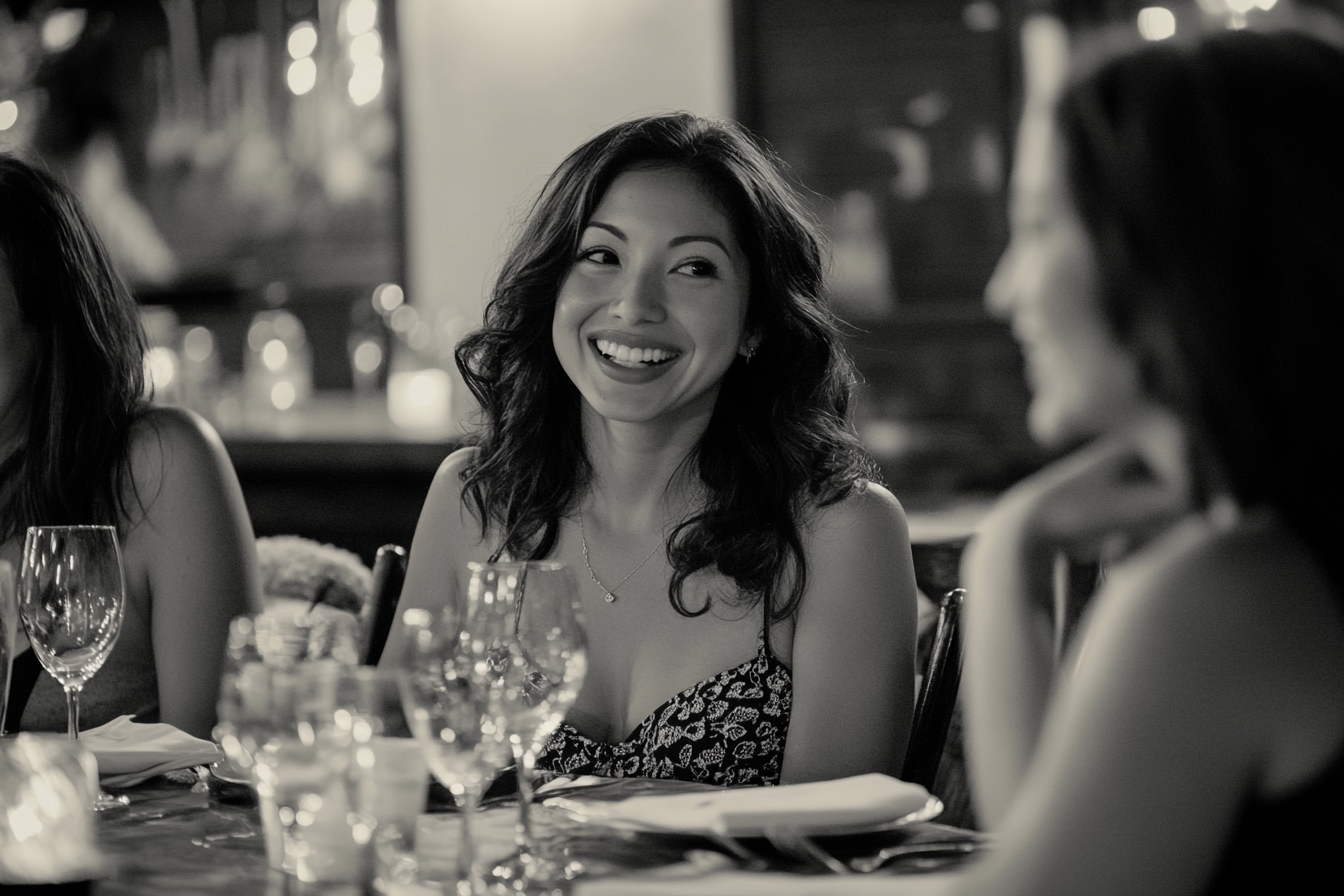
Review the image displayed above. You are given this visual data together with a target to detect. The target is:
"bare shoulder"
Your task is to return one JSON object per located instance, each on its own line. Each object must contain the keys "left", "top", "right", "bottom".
{"left": 433, "top": 445, "right": 478, "bottom": 490}
{"left": 124, "top": 406, "right": 232, "bottom": 508}
{"left": 1085, "top": 511, "right": 1344, "bottom": 782}
{"left": 1106, "top": 512, "right": 1341, "bottom": 662}
{"left": 797, "top": 480, "right": 916, "bottom": 621}
{"left": 408, "top": 445, "right": 489, "bottom": 564}
{"left": 807, "top": 480, "right": 911, "bottom": 549}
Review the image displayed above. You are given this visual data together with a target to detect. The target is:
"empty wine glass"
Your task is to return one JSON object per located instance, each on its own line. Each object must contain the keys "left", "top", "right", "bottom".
{"left": 465, "top": 561, "right": 587, "bottom": 893}
{"left": 398, "top": 602, "right": 512, "bottom": 896}
{"left": 17, "top": 525, "right": 129, "bottom": 810}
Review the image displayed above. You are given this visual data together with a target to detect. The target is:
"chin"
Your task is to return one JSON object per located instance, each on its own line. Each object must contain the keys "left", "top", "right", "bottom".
{"left": 1026, "top": 394, "right": 1099, "bottom": 450}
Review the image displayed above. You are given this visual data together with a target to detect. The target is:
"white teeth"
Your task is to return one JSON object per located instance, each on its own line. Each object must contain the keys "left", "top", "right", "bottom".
{"left": 594, "top": 339, "right": 677, "bottom": 367}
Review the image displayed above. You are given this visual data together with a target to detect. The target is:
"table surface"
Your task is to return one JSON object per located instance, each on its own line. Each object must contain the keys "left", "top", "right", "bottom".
{"left": 89, "top": 776, "right": 984, "bottom": 895}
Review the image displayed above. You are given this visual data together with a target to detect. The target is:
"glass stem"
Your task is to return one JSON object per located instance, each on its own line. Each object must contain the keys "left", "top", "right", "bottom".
{"left": 455, "top": 787, "right": 482, "bottom": 896}
{"left": 514, "top": 746, "right": 536, "bottom": 858}
{"left": 65, "top": 684, "right": 82, "bottom": 739}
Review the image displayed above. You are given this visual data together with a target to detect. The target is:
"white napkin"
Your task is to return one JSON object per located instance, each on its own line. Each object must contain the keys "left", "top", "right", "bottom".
{"left": 551, "top": 773, "right": 936, "bottom": 836}
{"left": 574, "top": 867, "right": 964, "bottom": 896}
{"left": 81, "top": 715, "right": 223, "bottom": 788}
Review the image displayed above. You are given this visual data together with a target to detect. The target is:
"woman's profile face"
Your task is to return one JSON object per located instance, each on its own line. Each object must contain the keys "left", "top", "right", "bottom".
{"left": 551, "top": 165, "right": 751, "bottom": 431}
{"left": 0, "top": 252, "right": 36, "bottom": 456}
{"left": 985, "top": 117, "right": 1144, "bottom": 447}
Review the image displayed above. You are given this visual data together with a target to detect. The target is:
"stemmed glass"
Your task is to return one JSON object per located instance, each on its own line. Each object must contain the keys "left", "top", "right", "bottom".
{"left": 465, "top": 561, "right": 588, "bottom": 893}
{"left": 398, "top": 598, "right": 513, "bottom": 896}
{"left": 17, "top": 525, "right": 130, "bottom": 810}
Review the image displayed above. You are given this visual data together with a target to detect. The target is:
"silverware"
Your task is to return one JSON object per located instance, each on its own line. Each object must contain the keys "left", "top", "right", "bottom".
{"left": 766, "top": 826, "right": 987, "bottom": 874}
{"left": 848, "top": 839, "right": 984, "bottom": 873}
{"left": 764, "top": 826, "right": 853, "bottom": 874}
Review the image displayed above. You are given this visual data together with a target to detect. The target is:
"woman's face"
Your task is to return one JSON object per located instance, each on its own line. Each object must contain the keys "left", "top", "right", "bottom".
{"left": 985, "top": 117, "right": 1144, "bottom": 447}
{"left": 552, "top": 166, "right": 752, "bottom": 431}
{"left": 0, "top": 251, "right": 35, "bottom": 456}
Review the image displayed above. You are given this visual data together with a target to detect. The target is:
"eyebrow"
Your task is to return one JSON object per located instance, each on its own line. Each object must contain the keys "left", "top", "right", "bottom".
{"left": 583, "top": 222, "right": 733, "bottom": 256}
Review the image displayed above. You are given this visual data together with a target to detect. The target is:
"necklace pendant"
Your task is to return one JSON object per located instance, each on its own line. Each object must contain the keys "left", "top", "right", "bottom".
{"left": 604, "top": 592, "right": 616, "bottom": 603}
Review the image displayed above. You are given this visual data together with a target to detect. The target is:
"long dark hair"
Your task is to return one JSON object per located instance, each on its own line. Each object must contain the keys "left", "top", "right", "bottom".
{"left": 0, "top": 154, "right": 147, "bottom": 541}
{"left": 1056, "top": 29, "right": 1344, "bottom": 596}
{"left": 456, "top": 112, "right": 877, "bottom": 620}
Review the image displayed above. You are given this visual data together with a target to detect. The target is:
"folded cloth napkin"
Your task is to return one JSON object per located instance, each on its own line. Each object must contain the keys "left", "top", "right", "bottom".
{"left": 549, "top": 773, "right": 936, "bottom": 836}
{"left": 574, "top": 867, "right": 965, "bottom": 896}
{"left": 80, "top": 715, "right": 223, "bottom": 789}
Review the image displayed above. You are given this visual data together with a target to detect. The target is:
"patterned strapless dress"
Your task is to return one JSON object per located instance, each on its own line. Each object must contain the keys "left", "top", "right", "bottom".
{"left": 536, "top": 635, "right": 792, "bottom": 787}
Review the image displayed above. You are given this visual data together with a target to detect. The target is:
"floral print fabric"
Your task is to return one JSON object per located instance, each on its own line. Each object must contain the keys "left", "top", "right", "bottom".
{"left": 536, "top": 637, "right": 792, "bottom": 787}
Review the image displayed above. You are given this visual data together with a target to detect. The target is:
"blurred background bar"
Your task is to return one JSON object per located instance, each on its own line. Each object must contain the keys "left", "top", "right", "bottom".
{"left": 4, "top": 0, "right": 1291, "bottom": 564}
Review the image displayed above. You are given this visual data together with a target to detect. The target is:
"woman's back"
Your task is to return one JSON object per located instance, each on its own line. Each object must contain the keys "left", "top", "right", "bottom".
{"left": 3, "top": 405, "right": 259, "bottom": 737}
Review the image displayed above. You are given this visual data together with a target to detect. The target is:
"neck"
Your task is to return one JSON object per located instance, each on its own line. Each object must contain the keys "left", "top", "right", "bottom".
{"left": 580, "top": 405, "right": 708, "bottom": 533}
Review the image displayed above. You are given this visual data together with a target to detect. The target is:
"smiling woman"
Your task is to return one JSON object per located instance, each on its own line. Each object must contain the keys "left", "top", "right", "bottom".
{"left": 383, "top": 112, "right": 920, "bottom": 789}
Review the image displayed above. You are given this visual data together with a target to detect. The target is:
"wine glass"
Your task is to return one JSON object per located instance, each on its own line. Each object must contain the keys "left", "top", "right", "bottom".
{"left": 397, "top": 602, "right": 512, "bottom": 896}
{"left": 465, "top": 560, "right": 587, "bottom": 893}
{"left": 17, "top": 525, "right": 130, "bottom": 810}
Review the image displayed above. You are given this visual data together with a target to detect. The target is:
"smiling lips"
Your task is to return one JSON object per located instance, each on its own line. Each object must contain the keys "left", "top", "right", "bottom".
{"left": 593, "top": 337, "right": 680, "bottom": 368}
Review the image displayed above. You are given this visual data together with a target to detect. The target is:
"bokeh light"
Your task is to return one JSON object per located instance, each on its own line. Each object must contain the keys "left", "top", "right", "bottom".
{"left": 349, "top": 58, "right": 384, "bottom": 105}
{"left": 182, "top": 326, "right": 215, "bottom": 363}
{"left": 1138, "top": 7, "right": 1177, "bottom": 40}
{"left": 346, "top": 0, "right": 378, "bottom": 36}
{"left": 288, "top": 21, "right": 318, "bottom": 59}
{"left": 287, "top": 57, "right": 317, "bottom": 95}
{"left": 373, "top": 283, "right": 404, "bottom": 313}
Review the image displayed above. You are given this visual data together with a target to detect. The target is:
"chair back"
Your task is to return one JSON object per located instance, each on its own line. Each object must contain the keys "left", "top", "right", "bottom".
{"left": 360, "top": 544, "right": 408, "bottom": 665}
{"left": 902, "top": 586, "right": 966, "bottom": 790}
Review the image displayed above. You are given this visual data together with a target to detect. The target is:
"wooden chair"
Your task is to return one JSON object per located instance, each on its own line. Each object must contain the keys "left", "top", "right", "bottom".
{"left": 902, "top": 586, "right": 966, "bottom": 791}
{"left": 902, "top": 534, "right": 975, "bottom": 827}
{"left": 360, "top": 544, "right": 408, "bottom": 666}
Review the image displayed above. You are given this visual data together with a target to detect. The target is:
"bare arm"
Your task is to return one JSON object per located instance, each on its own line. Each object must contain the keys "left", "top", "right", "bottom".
{"left": 125, "top": 407, "right": 261, "bottom": 739}
{"left": 378, "top": 447, "right": 481, "bottom": 668}
{"left": 961, "top": 411, "right": 1190, "bottom": 825}
{"left": 781, "top": 483, "right": 919, "bottom": 783}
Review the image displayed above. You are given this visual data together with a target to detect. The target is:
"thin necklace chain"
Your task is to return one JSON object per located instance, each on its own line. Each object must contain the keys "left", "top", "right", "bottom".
{"left": 578, "top": 511, "right": 663, "bottom": 603}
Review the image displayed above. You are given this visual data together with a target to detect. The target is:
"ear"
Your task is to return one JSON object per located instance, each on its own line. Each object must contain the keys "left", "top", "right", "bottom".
{"left": 738, "top": 331, "right": 762, "bottom": 359}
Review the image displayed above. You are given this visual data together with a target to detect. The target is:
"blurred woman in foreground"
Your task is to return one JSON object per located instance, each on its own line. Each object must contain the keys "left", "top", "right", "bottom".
{"left": 894, "top": 21, "right": 1344, "bottom": 896}
{"left": 0, "top": 155, "right": 260, "bottom": 739}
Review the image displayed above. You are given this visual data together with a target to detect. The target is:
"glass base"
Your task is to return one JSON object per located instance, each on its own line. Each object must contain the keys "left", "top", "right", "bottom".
{"left": 485, "top": 851, "right": 578, "bottom": 895}
{"left": 93, "top": 788, "right": 131, "bottom": 810}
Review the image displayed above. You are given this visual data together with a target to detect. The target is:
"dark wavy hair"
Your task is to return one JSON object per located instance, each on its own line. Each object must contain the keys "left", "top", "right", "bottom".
{"left": 0, "top": 154, "right": 147, "bottom": 541}
{"left": 456, "top": 112, "right": 877, "bottom": 621}
{"left": 1056, "top": 28, "right": 1344, "bottom": 596}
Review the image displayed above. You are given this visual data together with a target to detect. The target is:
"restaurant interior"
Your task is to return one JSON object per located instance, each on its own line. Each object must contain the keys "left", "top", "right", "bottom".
{"left": 5, "top": 0, "right": 1341, "bottom": 892}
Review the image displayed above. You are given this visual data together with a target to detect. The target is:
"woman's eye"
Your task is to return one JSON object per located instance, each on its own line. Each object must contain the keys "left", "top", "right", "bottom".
{"left": 674, "top": 259, "right": 718, "bottom": 278}
{"left": 578, "top": 247, "right": 618, "bottom": 265}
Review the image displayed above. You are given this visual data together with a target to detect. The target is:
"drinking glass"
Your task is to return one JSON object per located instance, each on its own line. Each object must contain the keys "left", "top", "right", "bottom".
{"left": 214, "top": 615, "right": 367, "bottom": 881}
{"left": 217, "top": 660, "right": 362, "bottom": 882}
{"left": 17, "top": 525, "right": 129, "bottom": 809}
{"left": 397, "top": 602, "right": 511, "bottom": 896}
{"left": 465, "top": 561, "right": 587, "bottom": 893}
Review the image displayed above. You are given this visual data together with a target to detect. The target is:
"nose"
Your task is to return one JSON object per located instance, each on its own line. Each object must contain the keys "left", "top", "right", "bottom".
{"left": 983, "top": 244, "right": 1016, "bottom": 321}
{"left": 609, "top": 263, "right": 667, "bottom": 324}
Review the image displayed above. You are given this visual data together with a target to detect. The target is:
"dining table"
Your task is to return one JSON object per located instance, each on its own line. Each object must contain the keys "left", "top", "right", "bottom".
{"left": 86, "top": 772, "right": 985, "bottom": 895}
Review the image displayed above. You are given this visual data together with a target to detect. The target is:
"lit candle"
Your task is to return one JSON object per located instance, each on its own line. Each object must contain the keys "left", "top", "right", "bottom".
{"left": 387, "top": 369, "right": 451, "bottom": 430}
